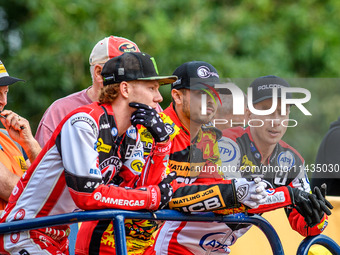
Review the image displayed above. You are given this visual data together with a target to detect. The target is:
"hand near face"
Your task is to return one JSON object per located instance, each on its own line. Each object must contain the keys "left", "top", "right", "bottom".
{"left": 0, "top": 110, "right": 33, "bottom": 145}
{"left": 129, "top": 102, "right": 169, "bottom": 143}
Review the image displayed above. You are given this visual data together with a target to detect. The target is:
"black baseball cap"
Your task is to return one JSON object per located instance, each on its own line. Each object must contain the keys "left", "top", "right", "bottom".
{"left": 101, "top": 52, "right": 177, "bottom": 86}
{"left": 250, "top": 75, "right": 292, "bottom": 104}
{"left": 171, "top": 61, "right": 220, "bottom": 90}
{"left": 0, "top": 60, "right": 25, "bottom": 86}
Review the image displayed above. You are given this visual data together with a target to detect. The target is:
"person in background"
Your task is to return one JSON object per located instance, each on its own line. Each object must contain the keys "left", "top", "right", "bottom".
{"left": 151, "top": 62, "right": 268, "bottom": 255}
{"left": 311, "top": 117, "right": 340, "bottom": 196}
{"left": 154, "top": 75, "right": 333, "bottom": 255}
{"left": 213, "top": 84, "right": 247, "bottom": 131}
{"left": 35, "top": 35, "right": 159, "bottom": 147}
{"left": 0, "top": 60, "right": 41, "bottom": 211}
{"left": 215, "top": 75, "right": 332, "bottom": 252}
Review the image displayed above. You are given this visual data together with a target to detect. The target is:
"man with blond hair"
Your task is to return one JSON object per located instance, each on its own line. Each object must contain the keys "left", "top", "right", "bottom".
{"left": 1, "top": 52, "right": 177, "bottom": 254}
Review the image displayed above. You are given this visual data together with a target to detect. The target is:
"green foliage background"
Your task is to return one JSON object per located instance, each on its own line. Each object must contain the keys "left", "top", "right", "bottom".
{"left": 1, "top": 0, "right": 340, "bottom": 165}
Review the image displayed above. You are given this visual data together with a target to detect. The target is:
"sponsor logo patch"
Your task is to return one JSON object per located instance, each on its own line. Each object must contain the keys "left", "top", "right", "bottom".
{"left": 157, "top": 142, "right": 172, "bottom": 153}
{"left": 240, "top": 155, "right": 257, "bottom": 173}
{"left": 0, "top": 61, "right": 7, "bottom": 74}
{"left": 197, "top": 66, "right": 219, "bottom": 79}
{"left": 84, "top": 181, "right": 100, "bottom": 189}
{"left": 150, "top": 186, "right": 158, "bottom": 209}
{"left": 126, "top": 127, "right": 137, "bottom": 139}
{"left": 258, "top": 84, "right": 284, "bottom": 91}
{"left": 236, "top": 184, "right": 249, "bottom": 201}
{"left": 89, "top": 168, "right": 101, "bottom": 176}
{"left": 219, "top": 141, "right": 237, "bottom": 163}
{"left": 94, "top": 191, "right": 145, "bottom": 207}
{"left": 96, "top": 138, "right": 112, "bottom": 153}
{"left": 111, "top": 127, "right": 118, "bottom": 137}
{"left": 264, "top": 191, "right": 285, "bottom": 204}
{"left": 99, "top": 156, "right": 121, "bottom": 170}
{"left": 100, "top": 123, "right": 110, "bottom": 129}
{"left": 10, "top": 233, "right": 20, "bottom": 243}
{"left": 119, "top": 43, "right": 138, "bottom": 53}
{"left": 14, "top": 156, "right": 27, "bottom": 171}
{"left": 318, "top": 218, "right": 328, "bottom": 232}
{"left": 14, "top": 209, "right": 25, "bottom": 220}
{"left": 170, "top": 186, "right": 225, "bottom": 212}
{"left": 94, "top": 192, "right": 102, "bottom": 201}
{"left": 164, "top": 123, "right": 175, "bottom": 135}
{"left": 131, "top": 160, "right": 143, "bottom": 172}
{"left": 71, "top": 116, "right": 98, "bottom": 136}
{"left": 277, "top": 151, "right": 295, "bottom": 171}
{"left": 266, "top": 189, "right": 275, "bottom": 195}
{"left": 199, "top": 232, "right": 234, "bottom": 252}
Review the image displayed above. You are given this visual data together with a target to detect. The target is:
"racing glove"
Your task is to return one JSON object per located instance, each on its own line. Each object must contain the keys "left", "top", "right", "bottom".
{"left": 313, "top": 184, "right": 333, "bottom": 219}
{"left": 158, "top": 172, "right": 177, "bottom": 209}
{"left": 130, "top": 102, "right": 169, "bottom": 143}
{"left": 287, "top": 186, "right": 332, "bottom": 227}
{"left": 234, "top": 177, "right": 268, "bottom": 209}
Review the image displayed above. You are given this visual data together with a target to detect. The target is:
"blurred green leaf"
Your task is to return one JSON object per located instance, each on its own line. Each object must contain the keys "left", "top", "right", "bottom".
{"left": 1, "top": 0, "right": 340, "bottom": 166}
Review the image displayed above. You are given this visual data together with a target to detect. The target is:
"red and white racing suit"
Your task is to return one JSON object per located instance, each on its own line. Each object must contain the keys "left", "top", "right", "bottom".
{"left": 0, "top": 102, "right": 170, "bottom": 255}
{"left": 154, "top": 126, "right": 328, "bottom": 255}
{"left": 75, "top": 103, "right": 243, "bottom": 255}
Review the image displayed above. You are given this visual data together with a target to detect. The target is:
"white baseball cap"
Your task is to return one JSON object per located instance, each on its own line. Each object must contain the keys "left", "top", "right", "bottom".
{"left": 89, "top": 36, "right": 140, "bottom": 66}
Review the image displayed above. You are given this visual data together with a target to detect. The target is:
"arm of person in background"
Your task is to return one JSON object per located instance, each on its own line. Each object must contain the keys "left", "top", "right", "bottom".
{"left": 0, "top": 161, "right": 20, "bottom": 202}
{"left": 249, "top": 167, "right": 333, "bottom": 237}
{"left": 209, "top": 177, "right": 332, "bottom": 237}
{"left": 217, "top": 135, "right": 333, "bottom": 236}
{"left": 0, "top": 110, "right": 41, "bottom": 166}
{"left": 284, "top": 167, "right": 333, "bottom": 237}
{"left": 285, "top": 185, "right": 332, "bottom": 237}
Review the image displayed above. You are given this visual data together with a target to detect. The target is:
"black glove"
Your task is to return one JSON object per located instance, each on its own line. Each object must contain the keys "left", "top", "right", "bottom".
{"left": 313, "top": 184, "right": 333, "bottom": 218}
{"left": 288, "top": 186, "right": 331, "bottom": 227}
{"left": 129, "top": 102, "right": 169, "bottom": 143}
{"left": 157, "top": 172, "right": 177, "bottom": 209}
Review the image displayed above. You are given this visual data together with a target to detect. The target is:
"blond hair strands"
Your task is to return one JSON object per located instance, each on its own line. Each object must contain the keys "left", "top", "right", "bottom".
{"left": 99, "top": 83, "right": 121, "bottom": 104}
